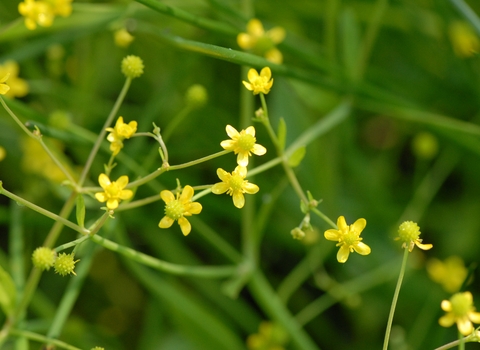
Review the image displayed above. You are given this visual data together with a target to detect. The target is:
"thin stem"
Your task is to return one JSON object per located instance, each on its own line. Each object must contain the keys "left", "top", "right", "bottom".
{"left": 458, "top": 331, "right": 465, "bottom": 350}
{"left": 78, "top": 77, "right": 132, "bottom": 186}
{"left": 383, "top": 247, "right": 410, "bottom": 350}
{"left": 90, "top": 234, "right": 237, "bottom": 278}
{"left": 9, "top": 329, "right": 81, "bottom": 350}
{"left": 311, "top": 207, "right": 337, "bottom": 228}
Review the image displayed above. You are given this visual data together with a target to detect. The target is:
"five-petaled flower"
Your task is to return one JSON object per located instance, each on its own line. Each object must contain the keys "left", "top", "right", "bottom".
{"left": 243, "top": 67, "right": 274, "bottom": 95}
{"left": 95, "top": 173, "right": 133, "bottom": 210}
{"left": 158, "top": 185, "right": 202, "bottom": 236}
{"left": 237, "top": 18, "right": 286, "bottom": 64}
{"left": 106, "top": 116, "right": 137, "bottom": 155}
{"left": 211, "top": 166, "right": 259, "bottom": 209}
{"left": 439, "top": 291, "right": 480, "bottom": 335}
{"left": 220, "top": 125, "right": 266, "bottom": 166}
{"left": 396, "top": 221, "right": 432, "bottom": 252}
{"left": 324, "top": 216, "right": 371, "bottom": 263}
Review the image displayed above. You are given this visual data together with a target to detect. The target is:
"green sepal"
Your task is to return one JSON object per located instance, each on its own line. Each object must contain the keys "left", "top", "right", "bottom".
{"left": 76, "top": 194, "right": 86, "bottom": 228}
{"left": 0, "top": 264, "right": 16, "bottom": 317}
{"left": 277, "top": 118, "right": 287, "bottom": 151}
{"left": 288, "top": 146, "right": 306, "bottom": 167}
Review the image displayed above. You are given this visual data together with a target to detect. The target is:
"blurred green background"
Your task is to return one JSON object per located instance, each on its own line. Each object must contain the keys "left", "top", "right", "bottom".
{"left": 1, "top": 0, "right": 480, "bottom": 349}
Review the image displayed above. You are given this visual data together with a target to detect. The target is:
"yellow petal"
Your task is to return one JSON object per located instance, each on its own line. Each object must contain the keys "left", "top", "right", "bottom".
{"left": 237, "top": 33, "right": 253, "bottom": 49}
{"left": 235, "top": 165, "right": 247, "bottom": 178}
{"left": 352, "top": 218, "right": 367, "bottom": 234}
{"left": 106, "top": 199, "right": 119, "bottom": 210}
{"left": 324, "top": 229, "right": 341, "bottom": 241}
{"left": 116, "top": 175, "right": 129, "bottom": 189}
{"left": 0, "top": 84, "right": 10, "bottom": 95}
{"left": 354, "top": 242, "right": 371, "bottom": 256}
{"left": 225, "top": 125, "right": 239, "bottom": 139}
{"left": 337, "top": 216, "right": 348, "bottom": 231}
{"left": 188, "top": 202, "right": 202, "bottom": 215}
{"left": 178, "top": 217, "right": 191, "bottom": 236}
{"left": 216, "top": 168, "right": 229, "bottom": 182}
{"left": 267, "top": 27, "right": 286, "bottom": 44}
{"left": 469, "top": 311, "right": 480, "bottom": 324}
{"left": 180, "top": 185, "right": 194, "bottom": 202}
{"left": 439, "top": 313, "right": 455, "bottom": 327}
{"left": 0, "top": 73, "right": 10, "bottom": 84}
{"left": 95, "top": 192, "right": 107, "bottom": 203}
{"left": 243, "top": 182, "right": 259, "bottom": 194}
{"left": 247, "top": 19, "right": 264, "bottom": 36}
{"left": 119, "top": 189, "right": 133, "bottom": 200}
{"left": 337, "top": 245, "right": 350, "bottom": 263}
{"left": 415, "top": 240, "right": 433, "bottom": 251}
{"left": 260, "top": 67, "right": 272, "bottom": 80}
{"left": 457, "top": 317, "right": 473, "bottom": 335}
{"left": 220, "top": 140, "right": 235, "bottom": 150}
{"left": 237, "top": 152, "right": 249, "bottom": 167}
{"left": 232, "top": 191, "right": 245, "bottom": 208}
{"left": 98, "top": 173, "right": 111, "bottom": 189}
{"left": 159, "top": 216, "right": 174, "bottom": 229}
{"left": 247, "top": 68, "right": 259, "bottom": 82}
{"left": 242, "top": 81, "right": 253, "bottom": 91}
{"left": 252, "top": 144, "right": 267, "bottom": 156}
{"left": 441, "top": 300, "right": 452, "bottom": 312}
{"left": 211, "top": 183, "right": 229, "bottom": 194}
{"left": 245, "top": 126, "right": 256, "bottom": 136}
{"left": 160, "top": 190, "right": 175, "bottom": 204}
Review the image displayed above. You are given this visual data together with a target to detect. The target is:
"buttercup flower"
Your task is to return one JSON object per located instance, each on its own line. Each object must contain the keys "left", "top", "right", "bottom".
{"left": 237, "top": 18, "right": 286, "bottom": 64}
{"left": 95, "top": 173, "right": 133, "bottom": 210}
{"left": 427, "top": 256, "right": 468, "bottom": 293}
{"left": 439, "top": 291, "right": 480, "bottom": 335}
{"left": 324, "top": 216, "right": 371, "bottom": 263}
{"left": 211, "top": 166, "right": 259, "bottom": 209}
{"left": 396, "top": 221, "right": 432, "bottom": 252}
{"left": 18, "top": 0, "right": 72, "bottom": 30}
{"left": 220, "top": 125, "right": 266, "bottom": 166}
{"left": 106, "top": 116, "right": 137, "bottom": 155}
{"left": 158, "top": 185, "right": 202, "bottom": 236}
{"left": 0, "top": 61, "right": 29, "bottom": 98}
{"left": 449, "top": 21, "right": 479, "bottom": 58}
{"left": 243, "top": 67, "right": 274, "bottom": 95}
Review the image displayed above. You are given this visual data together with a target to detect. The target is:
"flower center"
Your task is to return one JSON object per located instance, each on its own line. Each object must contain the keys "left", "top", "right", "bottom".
{"left": 105, "top": 182, "right": 120, "bottom": 198}
{"left": 450, "top": 293, "right": 472, "bottom": 317}
{"left": 165, "top": 199, "right": 184, "bottom": 220}
{"left": 229, "top": 174, "right": 244, "bottom": 192}
{"left": 238, "top": 133, "right": 256, "bottom": 152}
{"left": 397, "top": 221, "right": 420, "bottom": 243}
{"left": 343, "top": 228, "right": 359, "bottom": 247}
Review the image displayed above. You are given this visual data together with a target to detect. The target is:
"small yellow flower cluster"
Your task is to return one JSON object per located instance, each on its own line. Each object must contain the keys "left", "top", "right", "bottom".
{"left": 439, "top": 291, "right": 480, "bottom": 335}
{"left": 159, "top": 185, "right": 202, "bottom": 236}
{"left": 106, "top": 116, "right": 137, "bottom": 155}
{"left": 324, "top": 216, "right": 371, "bottom": 263}
{"left": 0, "top": 61, "right": 29, "bottom": 98}
{"left": 18, "top": 0, "right": 72, "bottom": 31}
{"left": 32, "top": 247, "right": 78, "bottom": 276}
{"left": 237, "top": 19, "right": 286, "bottom": 64}
{"left": 95, "top": 173, "right": 133, "bottom": 210}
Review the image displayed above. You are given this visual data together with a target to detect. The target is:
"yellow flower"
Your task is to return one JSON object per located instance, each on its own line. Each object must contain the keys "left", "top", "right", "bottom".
{"left": 106, "top": 117, "right": 137, "bottom": 155}
{"left": 211, "top": 166, "right": 259, "bottom": 209}
{"left": 121, "top": 55, "right": 144, "bottom": 79}
{"left": 242, "top": 67, "right": 274, "bottom": 95}
{"left": 220, "top": 125, "right": 266, "bottom": 166}
{"left": 114, "top": 28, "right": 135, "bottom": 48}
{"left": 0, "top": 74, "right": 10, "bottom": 95}
{"left": 158, "top": 185, "right": 202, "bottom": 236}
{"left": 324, "top": 216, "right": 371, "bottom": 263}
{"left": 18, "top": 0, "right": 71, "bottom": 30}
{"left": 449, "top": 21, "right": 479, "bottom": 58}
{"left": 395, "top": 221, "right": 432, "bottom": 252}
{"left": 0, "top": 61, "right": 29, "bottom": 98}
{"left": 237, "top": 19, "right": 286, "bottom": 64}
{"left": 427, "top": 256, "right": 468, "bottom": 293}
{"left": 439, "top": 291, "right": 480, "bottom": 335}
{"left": 95, "top": 173, "right": 133, "bottom": 210}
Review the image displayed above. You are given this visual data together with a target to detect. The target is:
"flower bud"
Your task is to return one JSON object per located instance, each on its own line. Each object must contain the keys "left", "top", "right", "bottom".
{"left": 32, "top": 247, "right": 56, "bottom": 271}
{"left": 121, "top": 55, "right": 144, "bottom": 79}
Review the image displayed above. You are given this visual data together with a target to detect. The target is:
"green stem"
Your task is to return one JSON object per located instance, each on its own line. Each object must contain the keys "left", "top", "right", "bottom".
{"left": 311, "top": 207, "right": 337, "bottom": 229}
{"left": 458, "top": 331, "right": 465, "bottom": 350}
{"left": 383, "top": 247, "right": 410, "bottom": 350}
{"left": 0, "top": 97, "right": 77, "bottom": 186}
{"left": 134, "top": 0, "right": 238, "bottom": 36}
{"left": 0, "top": 183, "right": 89, "bottom": 235}
{"left": 90, "top": 234, "right": 237, "bottom": 278}
{"left": 434, "top": 336, "right": 473, "bottom": 350}
{"left": 9, "top": 328, "right": 81, "bottom": 350}
{"left": 78, "top": 77, "right": 132, "bottom": 186}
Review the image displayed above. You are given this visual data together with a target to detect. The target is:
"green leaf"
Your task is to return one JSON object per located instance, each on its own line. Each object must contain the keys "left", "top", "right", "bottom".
{"left": 288, "top": 146, "right": 306, "bottom": 167}
{"left": 0, "top": 264, "right": 16, "bottom": 317}
{"left": 277, "top": 118, "right": 287, "bottom": 151}
{"left": 76, "top": 194, "right": 85, "bottom": 228}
